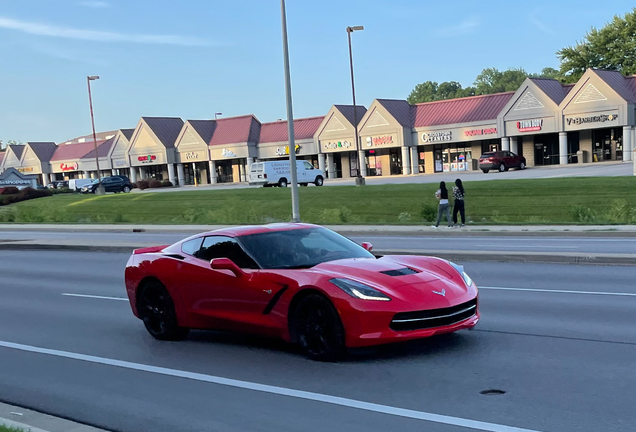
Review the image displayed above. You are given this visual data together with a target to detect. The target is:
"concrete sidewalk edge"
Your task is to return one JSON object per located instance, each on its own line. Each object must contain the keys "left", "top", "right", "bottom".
{"left": 0, "top": 401, "right": 107, "bottom": 432}
{"left": 1, "top": 242, "right": 634, "bottom": 265}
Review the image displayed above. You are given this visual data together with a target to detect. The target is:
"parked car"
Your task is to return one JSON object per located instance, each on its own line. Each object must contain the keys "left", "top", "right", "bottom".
{"left": 81, "top": 175, "right": 133, "bottom": 194}
{"left": 479, "top": 151, "right": 526, "bottom": 173}
{"left": 69, "top": 178, "right": 94, "bottom": 191}
{"left": 56, "top": 180, "right": 69, "bottom": 189}
{"left": 46, "top": 182, "right": 57, "bottom": 189}
{"left": 249, "top": 160, "right": 324, "bottom": 187}
{"left": 124, "top": 223, "right": 478, "bottom": 360}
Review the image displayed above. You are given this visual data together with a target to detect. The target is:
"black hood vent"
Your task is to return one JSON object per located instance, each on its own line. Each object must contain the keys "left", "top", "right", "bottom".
{"left": 381, "top": 268, "right": 418, "bottom": 277}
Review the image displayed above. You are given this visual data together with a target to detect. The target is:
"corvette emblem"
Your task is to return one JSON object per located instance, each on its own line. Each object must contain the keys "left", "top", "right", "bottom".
{"left": 263, "top": 289, "right": 272, "bottom": 294}
{"left": 432, "top": 289, "right": 446, "bottom": 297}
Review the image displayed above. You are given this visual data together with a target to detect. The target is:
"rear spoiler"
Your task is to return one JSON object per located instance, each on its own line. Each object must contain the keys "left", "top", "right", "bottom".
{"left": 133, "top": 245, "right": 169, "bottom": 255}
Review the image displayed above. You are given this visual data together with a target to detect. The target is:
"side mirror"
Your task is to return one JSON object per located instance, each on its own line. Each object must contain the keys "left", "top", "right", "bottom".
{"left": 210, "top": 258, "right": 245, "bottom": 277}
{"left": 361, "top": 242, "right": 373, "bottom": 252}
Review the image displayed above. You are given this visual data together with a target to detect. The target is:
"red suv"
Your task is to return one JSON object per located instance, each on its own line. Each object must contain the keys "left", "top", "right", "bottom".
{"left": 479, "top": 151, "right": 526, "bottom": 173}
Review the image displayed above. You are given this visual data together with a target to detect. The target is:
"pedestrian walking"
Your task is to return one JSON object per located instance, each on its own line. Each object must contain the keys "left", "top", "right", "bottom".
{"left": 432, "top": 181, "right": 452, "bottom": 228}
{"left": 452, "top": 178, "right": 466, "bottom": 227}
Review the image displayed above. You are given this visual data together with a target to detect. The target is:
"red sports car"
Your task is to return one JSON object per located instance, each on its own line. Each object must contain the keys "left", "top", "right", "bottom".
{"left": 125, "top": 224, "right": 479, "bottom": 361}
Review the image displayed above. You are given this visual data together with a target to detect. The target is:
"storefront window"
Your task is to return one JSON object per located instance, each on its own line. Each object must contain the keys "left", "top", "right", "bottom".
{"left": 592, "top": 128, "right": 622, "bottom": 162}
{"left": 389, "top": 148, "right": 402, "bottom": 175}
{"left": 349, "top": 152, "right": 358, "bottom": 177}
{"left": 482, "top": 139, "right": 500, "bottom": 154}
{"left": 217, "top": 160, "right": 234, "bottom": 183}
{"left": 144, "top": 165, "right": 164, "bottom": 180}
{"left": 418, "top": 151, "right": 425, "bottom": 173}
{"left": 567, "top": 132, "right": 580, "bottom": 163}
{"left": 533, "top": 134, "right": 559, "bottom": 166}
{"left": 365, "top": 150, "right": 380, "bottom": 176}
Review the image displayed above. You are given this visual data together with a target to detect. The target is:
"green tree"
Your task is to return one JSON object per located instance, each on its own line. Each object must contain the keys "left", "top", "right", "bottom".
{"left": 474, "top": 67, "right": 529, "bottom": 94}
{"left": 0, "top": 139, "right": 22, "bottom": 150}
{"left": 557, "top": 8, "right": 636, "bottom": 82}
{"left": 407, "top": 80, "right": 475, "bottom": 104}
{"left": 534, "top": 67, "right": 562, "bottom": 80}
{"left": 407, "top": 81, "right": 438, "bottom": 104}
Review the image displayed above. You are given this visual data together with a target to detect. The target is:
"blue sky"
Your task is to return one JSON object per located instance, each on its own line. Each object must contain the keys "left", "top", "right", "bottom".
{"left": 0, "top": 0, "right": 634, "bottom": 144}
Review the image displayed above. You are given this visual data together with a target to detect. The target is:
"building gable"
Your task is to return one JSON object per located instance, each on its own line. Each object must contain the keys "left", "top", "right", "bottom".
{"left": 110, "top": 133, "right": 131, "bottom": 159}
{"left": 574, "top": 83, "right": 607, "bottom": 104}
{"left": 513, "top": 92, "right": 545, "bottom": 110}
{"left": 366, "top": 110, "right": 390, "bottom": 127}
{"left": 3, "top": 148, "right": 22, "bottom": 168}
{"left": 21, "top": 146, "right": 40, "bottom": 165}
{"left": 324, "top": 116, "right": 347, "bottom": 132}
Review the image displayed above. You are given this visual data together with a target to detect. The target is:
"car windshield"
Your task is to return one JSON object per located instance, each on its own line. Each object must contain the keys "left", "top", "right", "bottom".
{"left": 237, "top": 227, "right": 374, "bottom": 269}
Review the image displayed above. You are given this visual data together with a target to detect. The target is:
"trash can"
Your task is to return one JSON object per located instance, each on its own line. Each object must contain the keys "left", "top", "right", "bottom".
{"left": 472, "top": 159, "right": 479, "bottom": 171}
{"left": 577, "top": 150, "right": 588, "bottom": 164}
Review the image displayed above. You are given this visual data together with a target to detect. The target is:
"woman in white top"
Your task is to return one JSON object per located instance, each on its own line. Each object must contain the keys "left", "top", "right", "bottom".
{"left": 432, "top": 181, "right": 452, "bottom": 228}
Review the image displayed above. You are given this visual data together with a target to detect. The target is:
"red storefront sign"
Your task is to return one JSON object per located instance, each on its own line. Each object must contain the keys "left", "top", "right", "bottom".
{"left": 60, "top": 162, "right": 79, "bottom": 172}
{"left": 464, "top": 128, "right": 497, "bottom": 137}
{"left": 371, "top": 135, "right": 393, "bottom": 146}
{"left": 138, "top": 155, "right": 157, "bottom": 163}
{"left": 517, "top": 119, "right": 543, "bottom": 132}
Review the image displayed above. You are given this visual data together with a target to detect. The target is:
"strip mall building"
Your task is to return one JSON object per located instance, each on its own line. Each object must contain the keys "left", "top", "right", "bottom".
{"left": 0, "top": 68, "right": 634, "bottom": 185}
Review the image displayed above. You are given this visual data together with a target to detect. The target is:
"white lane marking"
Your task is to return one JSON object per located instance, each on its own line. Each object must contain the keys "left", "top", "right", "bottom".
{"left": 475, "top": 245, "right": 578, "bottom": 249}
{"left": 62, "top": 293, "right": 128, "bottom": 301}
{"left": 0, "top": 341, "right": 544, "bottom": 432}
{"left": 480, "top": 286, "right": 636, "bottom": 297}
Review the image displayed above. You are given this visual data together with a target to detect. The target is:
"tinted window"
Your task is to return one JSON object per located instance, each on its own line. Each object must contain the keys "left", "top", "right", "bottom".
{"left": 482, "top": 152, "right": 495, "bottom": 157}
{"left": 197, "top": 236, "right": 258, "bottom": 269}
{"left": 102, "top": 178, "right": 113, "bottom": 184}
{"left": 303, "top": 161, "right": 313, "bottom": 170}
{"left": 181, "top": 237, "right": 204, "bottom": 256}
{"left": 238, "top": 227, "right": 374, "bottom": 269}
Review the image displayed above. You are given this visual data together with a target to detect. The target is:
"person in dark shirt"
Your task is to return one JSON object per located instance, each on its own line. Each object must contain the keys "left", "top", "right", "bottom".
{"left": 452, "top": 178, "right": 466, "bottom": 227}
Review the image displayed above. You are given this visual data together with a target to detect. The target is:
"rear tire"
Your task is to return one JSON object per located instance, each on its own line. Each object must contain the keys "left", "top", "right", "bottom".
{"left": 293, "top": 294, "right": 346, "bottom": 362}
{"left": 137, "top": 281, "right": 189, "bottom": 341}
{"left": 498, "top": 163, "right": 506, "bottom": 172}
{"left": 482, "top": 169, "right": 489, "bottom": 174}
{"left": 519, "top": 162, "right": 526, "bottom": 170}
{"left": 123, "top": 186, "right": 131, "bottom": 193}
{"left": 278, "top": 178, "right": 288, "bottom": 188}
{"left": 314, "top": 176, "right": 324, "bottom": 186}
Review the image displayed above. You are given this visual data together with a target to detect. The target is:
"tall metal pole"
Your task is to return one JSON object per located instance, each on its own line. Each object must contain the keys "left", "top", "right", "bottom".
{"left": 87, "top": 76, "right": 104, "bottom": 195}
{"left": 280, "top": 0, "right": 300, "bottom": 222}
{"left": 347, "top": 26, "right": 365, "bottom": 186}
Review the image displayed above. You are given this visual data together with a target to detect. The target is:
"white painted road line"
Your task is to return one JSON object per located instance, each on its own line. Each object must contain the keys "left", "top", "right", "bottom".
{"left": 480, "top": 286, "right": 636, "bottom": 297}
{"left": 62, "top": 293, "right": 128, "bottom": 301}
{"left": 0, "top": 340, "right": 543, "bottom": 432}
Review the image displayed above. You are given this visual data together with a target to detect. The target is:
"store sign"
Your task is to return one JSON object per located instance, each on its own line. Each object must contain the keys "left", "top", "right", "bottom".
{"left": 275, "top": 145, "right": 300, "bottom": 156}
{"left": 464, "top": 128, "right": 497, "bottom": 137}
{"left": 566, "top": 113, "right": 618, "bottom": 126}
{"left": 324, "top": 141, "right": 352, "bottom": 150}
{"left": 114, "top": 160, "right": 128, "bottom": 168}
{"left": 222, "top": 148, "right": 237, "bottom": 158}
{"left": 138, "top": 155, "right": 157, "bottom": 163}
{"left": 517, "top": 119, "right": 543, "bottom": 132}
{"left": 0, "top": 179, "right": 31, "bottom": 185}
{"left": 60, "top": 162, "right": 78, "bottom": 172}
{"left": 365, "top": 136, "right": 394, "bottom": 147}
{"left": 18, "top": 167, "right": 35, "bottom": 173}
{"left": 184, "top": 151, "right": 200, "bottom": 160}
{"left": 421, "top": 131, "right": 452, "bottom": 143}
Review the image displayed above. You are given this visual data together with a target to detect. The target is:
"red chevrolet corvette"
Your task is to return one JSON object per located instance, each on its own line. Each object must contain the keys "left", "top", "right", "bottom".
{"left": 125, "top": 224, "right": 479, "bottom": 360}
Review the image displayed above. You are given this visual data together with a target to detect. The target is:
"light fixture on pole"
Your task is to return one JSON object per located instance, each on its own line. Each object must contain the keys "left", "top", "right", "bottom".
{"left": 87, "top": 75, "right": 105, "bottom": 195}
{"left": 215, "top": 112, "right": 222, "bottom": 120}
{"left": 280, "top": 0, "right": 300, "bottom": 222}
{"left": 346, "top": 25, "right": 365, "bottom": 186}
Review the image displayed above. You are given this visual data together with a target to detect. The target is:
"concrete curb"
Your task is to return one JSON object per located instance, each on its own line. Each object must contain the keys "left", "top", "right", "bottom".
{"left": 1, "top": 242, "right": 635, "bottom": 265}
{"left": 0, "top": 402, "right": 107, "bottom": 432}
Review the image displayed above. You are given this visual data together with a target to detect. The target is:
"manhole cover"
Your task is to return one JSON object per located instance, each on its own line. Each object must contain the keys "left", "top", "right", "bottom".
{"left": 480, "top": 389, "right": 506, "bottom": 396}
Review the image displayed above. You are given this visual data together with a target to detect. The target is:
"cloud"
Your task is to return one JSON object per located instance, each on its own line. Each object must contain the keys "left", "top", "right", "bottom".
{"left": 0, "top": 16, "right": 214, "bottom": 46}
{"left": 436, "top": 17, "right": 480, "bottom": 36}
{"left": 77, "top": 1, "right": 109, "bottom": 8}
{"left": 30, "top": 42, "right": 109, "bottom": 65}
{"left": 529, "top": 11, "right": 554, "bottom": 35}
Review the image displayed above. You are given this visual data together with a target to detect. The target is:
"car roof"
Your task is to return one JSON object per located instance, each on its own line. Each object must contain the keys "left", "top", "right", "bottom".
{"left": 198, "top": 223, "right": 318, "bottom": 238}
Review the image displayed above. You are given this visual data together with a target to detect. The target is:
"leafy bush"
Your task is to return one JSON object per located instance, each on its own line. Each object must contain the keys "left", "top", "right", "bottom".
{"left": 605, "top": 199, "right": 633, "bottom": 224}
{"left": 0, "top": 187, "right": 20, "bottom": 195}
{"left": 571, "top": 205, "right": 598, "bottom": 223}
{"left": 148, "top": 179, "right": 162, "bottom": 189}
{"left": 136, "top": 180, "right": 150, "bottom": 190}
{"left": 161, "top": 180, "right": 173, "bottom": 188}
{"left": 0, "top": 187, "right": 52, "bottom": 206}
{"left": 420, "top": 203, "right": 437, "bottom": 222}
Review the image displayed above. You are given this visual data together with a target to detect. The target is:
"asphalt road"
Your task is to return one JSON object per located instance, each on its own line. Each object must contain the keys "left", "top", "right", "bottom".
{"left": 0, "top": 250, "right": 635, "bottom": 432}
{"left": 2, "top": 229, "right": 636, "bottom": 255}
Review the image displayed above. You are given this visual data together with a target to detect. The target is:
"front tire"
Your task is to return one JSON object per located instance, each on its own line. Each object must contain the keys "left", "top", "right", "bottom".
{"left": 137, "top": 281, "right": 189, "bottom": 341}
{"left": 293, "top": 294, "right": 346, "bottom": 361}
{"left": 482, "top": 169, "right": 489, "bottom": 174}
{"left": 123, "top": 186, "right": 131, "bottom": 193}
{"left": 498, "top": 163, "right": 506, "bottom": 172}
{"left": 314, "top": 176, "right": 324, "bottom": 186}
{"left": 519, "top": 162, "right": 526, "bottom": 170}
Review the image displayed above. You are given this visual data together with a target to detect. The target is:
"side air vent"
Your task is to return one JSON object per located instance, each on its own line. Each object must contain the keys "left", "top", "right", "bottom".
{"left": 165, "top": 254, "right": 185, "bottom": 260}
{"left": 381, "top": 268, "right": 419, "bottom": 277}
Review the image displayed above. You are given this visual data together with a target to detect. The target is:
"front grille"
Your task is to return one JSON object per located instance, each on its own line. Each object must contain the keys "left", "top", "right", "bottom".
{"left": 390, "top": 298, "right": 477, "bottom": 331}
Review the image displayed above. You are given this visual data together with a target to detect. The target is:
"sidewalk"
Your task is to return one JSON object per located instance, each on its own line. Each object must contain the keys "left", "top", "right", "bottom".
{"left": 0, "top": 401, "right": 107, "bottom": 432}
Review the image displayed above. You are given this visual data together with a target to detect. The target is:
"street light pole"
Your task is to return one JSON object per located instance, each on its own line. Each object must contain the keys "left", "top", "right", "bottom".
{"left": 280, "top": 0, "right": 300, "bottom": 222}
{"left": 347, "top": 26, "right": 365, "bottom": 186}
{"left": 87, "top": 75, "right": 105, "bottom": 195}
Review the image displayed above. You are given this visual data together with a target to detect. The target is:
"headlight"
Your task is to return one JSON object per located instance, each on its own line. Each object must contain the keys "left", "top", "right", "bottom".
{"left": 330, "top": 278, "right": 391, "bottom": 301}
{"left": 449, "top": 262, "right": 474, "bottom": 287}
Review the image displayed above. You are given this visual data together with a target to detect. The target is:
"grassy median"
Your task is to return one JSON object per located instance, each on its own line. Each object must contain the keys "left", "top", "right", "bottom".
{"left": 1, "top": 176, "right": 635, "bottom": 225}
{"left": 0, "top": 425, "right": 26, "bottom": 432}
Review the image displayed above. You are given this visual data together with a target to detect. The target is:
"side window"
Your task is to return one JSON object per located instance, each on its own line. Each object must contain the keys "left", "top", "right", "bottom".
{"left": 181, "top": 237, "right": 204, "bottom": 256}
{"left": 197, "top": 236, "right": 258, "bottom": 269}
{"left": 303, "top": 161, "right": 313, "bottom": 170}
{"left": 102, "top": 178, "right": 112, "bottom": 184}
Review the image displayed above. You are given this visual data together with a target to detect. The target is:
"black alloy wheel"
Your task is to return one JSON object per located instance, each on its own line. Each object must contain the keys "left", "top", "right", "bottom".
{"left": 279, "top": 178, "right": 288, "bottom": 187}
{"left": 138, "top": 281, "right": 189, "bottom": 341}
{"left": 294, "top": 294, "right": 346, "bottom": 361}
{"left": 314, "top": 176, "right": 324, "bottom": 186}
{"left": 498, "top": 163, "right": 506, "bottom": 172}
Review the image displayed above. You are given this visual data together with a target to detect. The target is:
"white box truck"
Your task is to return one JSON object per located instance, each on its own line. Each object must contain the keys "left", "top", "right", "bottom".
{"left": 249, "top": 160, "right": 324, "bottom": 187}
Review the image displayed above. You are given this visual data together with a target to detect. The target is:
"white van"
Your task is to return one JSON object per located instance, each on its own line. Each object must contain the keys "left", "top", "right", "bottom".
{"left": 249, "top": 160, "right": 324, "bottom": 187}
{"left": 68, "top": 178, "right": 94, "bottom": 191}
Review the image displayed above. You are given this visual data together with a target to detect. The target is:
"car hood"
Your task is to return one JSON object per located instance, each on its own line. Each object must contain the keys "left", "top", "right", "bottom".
{"left": 312, "top": 256, "right": 471, "bottom": 305}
